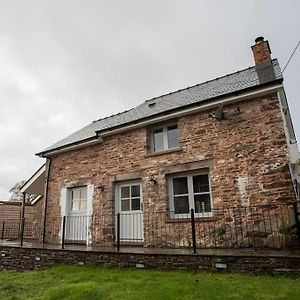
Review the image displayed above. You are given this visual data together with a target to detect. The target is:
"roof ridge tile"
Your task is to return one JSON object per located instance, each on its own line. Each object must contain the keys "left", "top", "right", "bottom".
{"left": 93, "top": 108, "right": 134, "bottom": 123}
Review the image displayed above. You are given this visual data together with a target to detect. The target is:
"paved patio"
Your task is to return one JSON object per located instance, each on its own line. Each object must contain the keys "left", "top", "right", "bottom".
{"left": 1, "top": 239, "right": 300, "bottom": 258}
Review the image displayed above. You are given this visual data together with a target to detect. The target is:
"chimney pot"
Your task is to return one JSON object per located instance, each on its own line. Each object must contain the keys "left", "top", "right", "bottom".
{"left": 255, "top": 36, "right": 265, "bottom": 44}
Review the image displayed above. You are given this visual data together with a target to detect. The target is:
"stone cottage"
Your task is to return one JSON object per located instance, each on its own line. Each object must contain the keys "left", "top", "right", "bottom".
{"left": 36, "top": 37, "right": 300, "bottom": 248}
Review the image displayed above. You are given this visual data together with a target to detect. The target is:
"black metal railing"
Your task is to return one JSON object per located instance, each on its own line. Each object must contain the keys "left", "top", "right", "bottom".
{"left": 0, "top": 202, "right": 299, "bottom": 251}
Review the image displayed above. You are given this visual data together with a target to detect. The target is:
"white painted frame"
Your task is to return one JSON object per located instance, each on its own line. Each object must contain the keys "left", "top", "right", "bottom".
{"left": 68, "top": 186, "right": 88, "bottom": 214}
{"left": 20, "top": 164, "right": 46, "bottom": 194}
{"left": 151, "top": 121, "right": 179, "bottom": 152}
{"left": 168, "top": 171, "right": 213, "bottom": 218}
{"left": 115, "top": 180, "right": 144, "bottom": 241}
{"left": 60, "top": 184, "right": 94, "bottom": 245}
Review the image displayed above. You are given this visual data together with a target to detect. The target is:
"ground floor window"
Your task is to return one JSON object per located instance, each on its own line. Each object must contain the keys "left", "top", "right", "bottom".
{"left": 168, "top": 172, "right": 212, "bottom": 217}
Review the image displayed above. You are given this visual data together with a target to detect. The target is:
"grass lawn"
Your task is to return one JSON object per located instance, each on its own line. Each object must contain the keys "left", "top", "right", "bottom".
{"left": 0, "top": 265, "right": 299, "bottom": 300}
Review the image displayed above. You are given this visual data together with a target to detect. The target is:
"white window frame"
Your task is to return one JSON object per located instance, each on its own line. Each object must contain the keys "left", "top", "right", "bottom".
{"left": 151, "top": 121, "right": 179, "bottom": 152}
{"left": 118, "top": 182, "right": 143, "bottom": 213}
{"left": 168, "top": 171, "right": 213, "bottom": 218}
{"left": 68, "top": 186, "right": 88, "bottom": 214}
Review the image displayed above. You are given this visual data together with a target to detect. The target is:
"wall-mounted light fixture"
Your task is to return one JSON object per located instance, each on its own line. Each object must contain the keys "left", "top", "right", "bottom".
{"left": 97, "top": 184, "right": 105, "bottom": 192}
{"left": 149, "top": 176, "right": 157, "bottom": 185}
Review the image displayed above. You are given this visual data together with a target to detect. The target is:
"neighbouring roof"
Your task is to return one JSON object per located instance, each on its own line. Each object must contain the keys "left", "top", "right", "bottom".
{"left": 20, "top": 164, "right": 46, "bottom": 195}
{"left": 38, "top": 59, "right": 282, "bottom": 156}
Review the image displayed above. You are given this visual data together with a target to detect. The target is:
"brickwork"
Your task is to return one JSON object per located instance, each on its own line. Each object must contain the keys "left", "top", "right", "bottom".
{"left": 45, "top": 93, "right": 295, "bottom": 247}
{"left": 251, "top": 40, "right": 272, "bottom": 65}
{"left": 0, "top": 246, "right": 300, "bottom": 274}
{"left": 32, "top": 197, "right": 44, "bottom": 220}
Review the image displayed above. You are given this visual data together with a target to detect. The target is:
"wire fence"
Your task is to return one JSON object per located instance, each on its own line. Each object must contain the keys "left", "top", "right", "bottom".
{"left": 0, "top": 202, "right": 299, "bottom": 251}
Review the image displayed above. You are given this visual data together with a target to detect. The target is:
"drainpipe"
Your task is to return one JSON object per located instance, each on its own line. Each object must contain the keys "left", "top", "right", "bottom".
{"left": 287, "top": 165, "right": 300, "bottom": 244}
{"left": 42, "top": 158, "right": 51, "bottom": 244}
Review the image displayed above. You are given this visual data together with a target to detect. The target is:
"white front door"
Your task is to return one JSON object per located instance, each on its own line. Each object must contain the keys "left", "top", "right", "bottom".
{"left": 116, "top": 182, "right": 144, "bottom": 242}
{"left": 66, "top": 186, "right": 88, "bottom": 242}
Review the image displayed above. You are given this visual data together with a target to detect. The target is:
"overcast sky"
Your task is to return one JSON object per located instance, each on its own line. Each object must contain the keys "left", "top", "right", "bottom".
{"left": 0, "top": 1, "right": 299, "bottom": 199}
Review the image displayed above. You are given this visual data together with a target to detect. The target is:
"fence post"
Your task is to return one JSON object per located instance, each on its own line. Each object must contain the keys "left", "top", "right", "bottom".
{"left": 20, "top": 218, "right": 25, "bottom": 247}
{"left": 117, "top": 213, "right": 120, "bottom": 252}
{"left": 1, "top": 221, "right": 5, "bottom": 240}
{"left": 292, "top": 201, "right": 300, "bottom": 245}
{"left": 191, "top": 209, "right": 197, "bottom": 254}
{"left": 61, "top": 216, "right": 66, "bottom": 249}
{"left": 19, "top": 191, "right": 26, "bottom": 247}
{"left": 248, "top": 205, "right": 256, "bottom": 251}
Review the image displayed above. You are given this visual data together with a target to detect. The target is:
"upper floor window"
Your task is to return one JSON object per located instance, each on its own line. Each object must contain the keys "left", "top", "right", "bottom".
{"left": 69, "top": 186, "right": 87, "bottom": 212}
{"left": 168, "top": 172, "right": 212, "bottom": 218}
{"left": 152, "top": 122, "right": 179, "bottom": 152}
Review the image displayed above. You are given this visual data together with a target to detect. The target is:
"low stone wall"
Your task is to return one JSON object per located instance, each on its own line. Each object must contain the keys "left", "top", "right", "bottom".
{"left": 0, "top": 246, "right": 300, "bottom": 274}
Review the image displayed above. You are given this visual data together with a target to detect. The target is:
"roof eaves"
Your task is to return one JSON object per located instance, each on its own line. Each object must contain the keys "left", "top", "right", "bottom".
{"left": 38, "top": 78, "right": 283, "bottom": 157}
{"left": 20, "top": 164, "right": 46, "bottom": 192}
{"left": 95, "top": 78, "right": 283, "bottom": 135}
{"left": 37, "top": 59, "right": 282, "bottom": 156}
{"left": 36, "top": 136, "right": 99, "bottom": 157}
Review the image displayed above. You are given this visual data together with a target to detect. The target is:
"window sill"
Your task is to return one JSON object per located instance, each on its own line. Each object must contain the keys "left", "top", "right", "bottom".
{"left": 145, "top": 147, "right": 182, "bottom": 157}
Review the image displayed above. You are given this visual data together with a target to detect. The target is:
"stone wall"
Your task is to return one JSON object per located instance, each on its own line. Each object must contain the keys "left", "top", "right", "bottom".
{"left": 0, "top": 246, "right": 300, "bottom": 274}
{"left": 45, "top": 93, "right": 296, "bottom": 246}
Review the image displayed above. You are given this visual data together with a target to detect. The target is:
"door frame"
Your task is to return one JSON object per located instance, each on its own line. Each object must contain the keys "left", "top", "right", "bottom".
{"left": 115, "top": 180, "right": 144, "bottom": 242}
{"left": 60, "top": 184, "right": 94, "bottom": 245}
{"left": 65, "top": 186, "right": 88, "bottom": 243}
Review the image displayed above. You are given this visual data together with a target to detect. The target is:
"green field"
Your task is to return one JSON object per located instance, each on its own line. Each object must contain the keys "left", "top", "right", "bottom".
{"left": 0, "top": 265, "right": 299, "bottom": 299}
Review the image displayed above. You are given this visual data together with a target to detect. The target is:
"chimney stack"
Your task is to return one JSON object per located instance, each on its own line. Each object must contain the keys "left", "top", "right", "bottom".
{"left": 251, "top": 36, "right": 272, "bottom": 65}
{"left": 251, "top": 36, "right": 275, "bottom": 84}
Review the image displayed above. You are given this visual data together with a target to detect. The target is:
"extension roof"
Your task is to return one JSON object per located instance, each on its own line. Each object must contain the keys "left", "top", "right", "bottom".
{"left": 38, "top": 59, "right": 282, "bottom": 156}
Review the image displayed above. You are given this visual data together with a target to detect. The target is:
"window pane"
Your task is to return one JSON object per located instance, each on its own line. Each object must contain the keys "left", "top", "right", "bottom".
{"left": 131, "top": 185, "right": 140, "bottom": 197}
{"left": 173, "top": 177, "right": 188, "bottom": 195}
{"left": 153, "top": 128, "right": 164, "bottom": 152}
{"left": 131, "top": 198, "right": 141, "bottom": 211}
{"left": 121, "top": 199, "right": 130, "bottom": 211}
{"left": 80, "top": 199, "right": 87, "bottom": 210}
{"left": 80, "top": 188, "right": 87, "bottom": 199}
{"left": 174, "top": 196, "right": 189, "bottom": 214}
{"left": 167, "top": 125, "right": 179, "bottom": 149}
{"left": 193, "top": 175, "right": 209, "bottom": 193}
{"left": 71, "top": 200, "right": 80, "bottom": 211}
{"left": 72, "top": 190, "right": 80, "bottom": 200}
{"left": 194, "top": 194, "right": 211, "bottom": 213}
{"left": 121, "top": 186, "right": 130, "bottom": 198}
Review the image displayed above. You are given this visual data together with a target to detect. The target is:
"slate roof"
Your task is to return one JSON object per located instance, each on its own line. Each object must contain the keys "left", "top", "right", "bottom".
{"left": 39, "top": 59, "right": 282, "bottom": 155}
